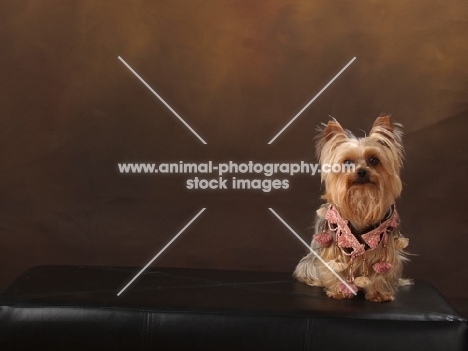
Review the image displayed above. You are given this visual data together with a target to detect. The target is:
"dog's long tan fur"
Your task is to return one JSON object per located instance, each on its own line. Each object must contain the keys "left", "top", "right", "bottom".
{"left": 294, "top": 116, "right": 412, "bottom": 302}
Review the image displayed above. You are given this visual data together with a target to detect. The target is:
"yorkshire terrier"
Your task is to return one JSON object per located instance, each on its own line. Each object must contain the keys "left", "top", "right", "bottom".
{"left": 294, "top": 116, "right": 411, "bottom": 302}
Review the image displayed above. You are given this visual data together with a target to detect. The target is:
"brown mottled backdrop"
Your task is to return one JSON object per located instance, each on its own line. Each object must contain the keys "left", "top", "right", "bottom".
{"left": 0, "top": 1, "right": 467, "bottom": 315}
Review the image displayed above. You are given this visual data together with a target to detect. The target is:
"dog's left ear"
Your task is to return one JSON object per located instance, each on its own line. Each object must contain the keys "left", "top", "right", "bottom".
{"left": 370, "top": 115, "right": 404, "bottom": 166}
{"left": 369, "top": 115, "right": 402, "bottom": 145}
{"left": 370, "top": 115, "right": 393, "bottom": 135}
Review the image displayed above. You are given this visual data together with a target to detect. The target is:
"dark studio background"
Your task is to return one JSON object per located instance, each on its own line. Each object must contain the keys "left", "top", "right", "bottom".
{"left": 1, "top": 0, "right": 467, "bottom": 315}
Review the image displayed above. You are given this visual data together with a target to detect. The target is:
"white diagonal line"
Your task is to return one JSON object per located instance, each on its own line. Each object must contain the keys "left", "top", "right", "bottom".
{"left": 118, "top": 56, "right": 207, "bottom": 145}
{"left": 117, "top": 208, "right": 206, "bottom": 296}
{"left": 268, "top": 57, "right": 356, "bottom": 144}
{"left": 268, "top": 208, "right": 357, "bottom": 295}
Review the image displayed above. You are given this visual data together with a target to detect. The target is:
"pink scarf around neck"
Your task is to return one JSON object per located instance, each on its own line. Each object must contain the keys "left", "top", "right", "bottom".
{"left": 325, "top": 204, "right": 399, "bottom": 259}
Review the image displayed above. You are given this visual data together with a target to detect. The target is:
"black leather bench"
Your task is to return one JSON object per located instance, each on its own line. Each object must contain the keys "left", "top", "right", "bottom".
{"left": 0, "top": 265, "right": 466, "bottom": 350}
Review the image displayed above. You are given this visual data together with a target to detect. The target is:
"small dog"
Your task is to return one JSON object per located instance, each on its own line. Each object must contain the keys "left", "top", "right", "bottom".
{"left": 294, "top": 116, "right": 411, "bottom": 302}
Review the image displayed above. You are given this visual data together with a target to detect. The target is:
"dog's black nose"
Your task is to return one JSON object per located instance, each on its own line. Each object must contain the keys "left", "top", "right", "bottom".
{"left": 357, "top": 168, "right": 367, "bottom": 178}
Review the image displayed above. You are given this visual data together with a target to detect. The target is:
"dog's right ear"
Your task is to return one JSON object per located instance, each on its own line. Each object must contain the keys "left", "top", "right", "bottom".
{"left": 322, "top": 120, "right": 346, "bottom": 141}
{"left": 316, "top": 119, "right": 347, "bottom": 159}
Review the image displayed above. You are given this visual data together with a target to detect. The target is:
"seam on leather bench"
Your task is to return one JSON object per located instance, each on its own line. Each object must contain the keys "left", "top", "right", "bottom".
{"left": 2, "top": 305, "right": 465, "bottom": 323}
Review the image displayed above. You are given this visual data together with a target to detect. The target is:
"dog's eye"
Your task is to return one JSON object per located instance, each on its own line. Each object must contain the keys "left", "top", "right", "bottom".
{"left": 343, "top": 159, "right": 354, "bottom": 165}
{"left": 368, "top": 157, "right": 380, "bottom": 166}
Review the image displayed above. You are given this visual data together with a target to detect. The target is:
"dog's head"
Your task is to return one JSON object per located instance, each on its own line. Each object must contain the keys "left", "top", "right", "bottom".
{"left": 316, "top": 116, "right": 404, "bottom": 229}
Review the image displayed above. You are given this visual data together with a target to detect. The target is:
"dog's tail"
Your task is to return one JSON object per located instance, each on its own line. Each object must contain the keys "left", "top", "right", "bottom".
{"left": 398, "top": 278, "right": 414, "bottom": 286}
{"left": 294, "top": 252, "right": 323, "bottom": 287}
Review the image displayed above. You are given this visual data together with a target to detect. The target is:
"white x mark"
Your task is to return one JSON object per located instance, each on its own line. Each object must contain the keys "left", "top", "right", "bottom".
{"left": 268, "top": 57, "right": 356, "bottom": 144}
{"left": 118, "top": 56, "right": 207, "bottom": 144}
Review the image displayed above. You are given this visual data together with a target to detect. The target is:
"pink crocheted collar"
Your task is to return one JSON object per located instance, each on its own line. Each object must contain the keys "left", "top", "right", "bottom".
{"left": 325, "top": 204, "right": 399, "bottom": 259}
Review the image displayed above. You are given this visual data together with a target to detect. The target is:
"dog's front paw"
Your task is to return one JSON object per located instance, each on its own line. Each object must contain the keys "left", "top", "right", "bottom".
{"left": 326, "top": 290, "right": 354, "bottom": 300}
{"left": 326, "top": 282, "right": 357, "bottom": 299}
{"left": 365, "top": 291, "right": 395, "bottom": 302}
